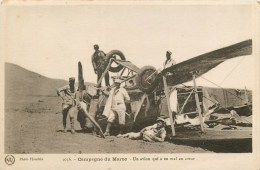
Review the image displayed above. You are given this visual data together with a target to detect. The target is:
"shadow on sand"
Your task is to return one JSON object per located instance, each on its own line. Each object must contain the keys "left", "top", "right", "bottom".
{"left": 171, "top": 138, "right": 252, "bottom": 153}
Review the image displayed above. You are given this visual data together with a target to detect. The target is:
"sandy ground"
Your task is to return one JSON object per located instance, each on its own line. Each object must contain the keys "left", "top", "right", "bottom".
{"left": 5, "top": 96, "right": 251, "bottom": 154}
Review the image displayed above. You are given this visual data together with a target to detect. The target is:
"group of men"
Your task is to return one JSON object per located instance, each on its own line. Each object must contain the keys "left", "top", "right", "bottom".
{"left": 56, "top": 44, "right": 176, "bottom": 142}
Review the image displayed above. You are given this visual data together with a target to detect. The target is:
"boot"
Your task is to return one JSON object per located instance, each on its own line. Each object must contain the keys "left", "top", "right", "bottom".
{"left": 104, "top": 122, "right": 112, "bottom": 136}
{"left": 70, "top": 117, "right": 75, "bottom": 134}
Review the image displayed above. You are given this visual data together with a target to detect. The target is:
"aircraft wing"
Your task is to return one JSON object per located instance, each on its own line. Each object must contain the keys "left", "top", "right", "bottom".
{"left": 162, "top": 39, "right": 252, "bottom": 86}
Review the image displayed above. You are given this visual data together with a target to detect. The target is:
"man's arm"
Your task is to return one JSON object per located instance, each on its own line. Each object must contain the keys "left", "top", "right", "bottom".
{"left": 152, "top": 136, "right": 164, "bottom": 142}
{"left": 123, "top": 88, "right": 130, "bottom": 102}
{"left": 101, "top": 88, "right": 111, "bottom": 97}
{"left": 140, "top": 124, "right": 155, "bottom": 133}
{"left": 56, "top": 85, "right": 69, "bottom": 96}
{"left": 99, "top": 51, "right": 107, "bottom": 61}
{"left": 152, "top": 129, "right": 166, "bottom": 142}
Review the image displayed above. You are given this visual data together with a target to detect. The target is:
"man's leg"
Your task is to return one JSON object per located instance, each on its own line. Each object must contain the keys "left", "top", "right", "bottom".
{"left": 104, "top": 72, "right": 110, "bottom": 86}
{"left": 97, "top": 72, "right": 102, "bottom": 88}
{"left": 117, "top": 109, "right": 126, "bottom": 135}
{"left": 96, "top": 72, "right": 102, "bottom": 95}
{"left": 62, "top": 104, "right": 69, "bottom": 133}
{"left": 68, "top": 106, "right": 76, "bottom": 134}
{"left": 104, "top": 122, "right": 112, "bottom": 136}
{"left": 117, "top": 132, "right": 142, "bottom": 139}
{"left": 104, "top": 110, "right": 116, "bottom": 136}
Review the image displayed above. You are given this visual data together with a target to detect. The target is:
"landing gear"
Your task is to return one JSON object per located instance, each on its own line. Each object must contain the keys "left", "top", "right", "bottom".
{"left": 106, "top": 50, "right": 126, "bottom": 72}
{"left": 135, "top": 65, "right": 160, "bottom": 93}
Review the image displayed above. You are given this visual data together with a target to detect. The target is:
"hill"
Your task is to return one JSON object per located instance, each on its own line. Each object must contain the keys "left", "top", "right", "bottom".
{"left": 5, "top": 62, "right": 68, "bottom": 99}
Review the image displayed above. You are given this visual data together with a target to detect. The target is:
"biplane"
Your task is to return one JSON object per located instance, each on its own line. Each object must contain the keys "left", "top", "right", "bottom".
{"left": 77, "top": 39, "right": 252, "bottom": 139}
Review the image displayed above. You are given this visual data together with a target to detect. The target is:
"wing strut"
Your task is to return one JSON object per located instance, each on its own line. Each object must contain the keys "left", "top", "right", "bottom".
{"left": 192, "top": 73, "right": 205, "bottom": 132}
{"left": 163, "top": 76, "right": 176, "bottom": 136}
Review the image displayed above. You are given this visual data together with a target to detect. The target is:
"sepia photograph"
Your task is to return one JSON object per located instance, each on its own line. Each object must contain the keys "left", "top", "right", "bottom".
{"left": 1, "top": 0, "right": 259, "bottom": 169}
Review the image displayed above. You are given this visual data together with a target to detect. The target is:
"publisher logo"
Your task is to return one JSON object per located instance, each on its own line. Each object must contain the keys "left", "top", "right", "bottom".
{"left": 5, "top": 155, "right": 15, "bottom": 165}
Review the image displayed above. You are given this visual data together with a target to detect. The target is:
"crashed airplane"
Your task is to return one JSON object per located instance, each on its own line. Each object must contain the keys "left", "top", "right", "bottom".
{"left": 76, "top": 39, "right": 252, "bottom": 140}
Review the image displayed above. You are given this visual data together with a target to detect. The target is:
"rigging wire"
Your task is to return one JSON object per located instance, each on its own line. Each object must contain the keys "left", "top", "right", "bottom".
{"left": 181, "top": 83, "right": 231, "bottom": 112}
{"left": 219, "top": 56, "right": 246, "bottom": 85}
{"left": 179, "top": 83, "right": 251, "bottom": 124}
{"left": 198, "top": 74, "right": 245, "bottom": 101}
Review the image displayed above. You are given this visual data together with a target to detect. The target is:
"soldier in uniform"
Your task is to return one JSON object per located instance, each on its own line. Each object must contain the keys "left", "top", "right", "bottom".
{"left": 92, "top": 44, "right": 110, "bottom": 88}
{"left": 117, "top": 117, "right": 167, "bottom": 142}
{"left": 56, "top": 77, "right": 77, "bottom": 134}
{"left": 102, "top": 79, "right": 130, "bottom": 136}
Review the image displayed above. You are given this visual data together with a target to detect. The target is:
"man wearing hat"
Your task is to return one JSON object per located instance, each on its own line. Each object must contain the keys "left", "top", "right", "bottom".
{"left": 56, "top": 77, "right": 77, "bottom": 134}
{"left": 117, "top": 117, "right": 167, "bottom": 142}
{"left": 92, "top": 44, "right": 110, "bottom": 88}
{"left": 141, "top": 117, "right": 167, "bottom": 142}
{"left": 163, "top": 51, "right": 176, "bottom": 69}
{"left": 102, "top": 79, "right": 130, "bottom": 136}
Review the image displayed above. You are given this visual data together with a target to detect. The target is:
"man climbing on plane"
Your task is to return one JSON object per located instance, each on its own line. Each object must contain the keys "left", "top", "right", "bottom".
{"left": 91, "top": 44, "right": 110, "bottom": 88}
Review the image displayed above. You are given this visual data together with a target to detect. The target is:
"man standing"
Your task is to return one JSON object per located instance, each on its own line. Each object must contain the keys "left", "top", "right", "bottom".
{"left": 163, "top": 51, "right": 176, "bottom": 69}
{"left": 56, "top": 77, "right": 77, "bottom": 134}
{"left": 92, "top": 44, "right": 110, "bottom": 88}
{"left": 102, "top": 79, "right": 130, "bottom": 136}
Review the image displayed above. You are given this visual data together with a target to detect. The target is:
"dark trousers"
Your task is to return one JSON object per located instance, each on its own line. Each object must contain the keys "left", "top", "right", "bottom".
{"left": 97, "top": 71, "right": 110, "bottom": 87}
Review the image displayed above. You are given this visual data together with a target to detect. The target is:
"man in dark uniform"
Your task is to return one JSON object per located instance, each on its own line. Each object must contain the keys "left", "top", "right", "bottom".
{"left": 92, "top": 44, "right": 110, "bottom": 88}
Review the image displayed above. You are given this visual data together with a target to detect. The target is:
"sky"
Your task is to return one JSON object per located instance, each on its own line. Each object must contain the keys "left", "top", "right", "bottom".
{"left": 3, "top": 4, "right": 255, "bottom": 90}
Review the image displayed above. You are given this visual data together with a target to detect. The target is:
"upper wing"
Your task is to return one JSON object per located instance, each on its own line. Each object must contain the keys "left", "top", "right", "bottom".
{"left": 162, "top": 39, "right": 252, "bottom": 86}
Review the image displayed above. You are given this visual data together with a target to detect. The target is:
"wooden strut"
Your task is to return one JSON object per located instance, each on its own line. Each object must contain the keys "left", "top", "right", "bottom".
{"left": 79, "top": 103, "right": 105, "bottom": 138}
{"left": 119, "top": 67, "right": 126, "bottom": 77}
{"left": 244, "top": 86, "right": 249, "bottom": 104}
{"left": 178, "top": 89, "right": 194, "bottom": 115}
{"left": 78, "top": 62, "right": 105, "bottom": 138}
{"left": 97, "top": 58, "right": 136, "bottom": 87}
{"left": 97, "top": 58, "right": 113, "bottom": 87}
{"left": 163, "top": 76, "right": 176, "bottom": 136}
{"left": 144, "top": 96, "right": 150, "bottom": 118}
{"left": 192, "top": 74, "right": 204, "bottom": 132}
{"left": 134, "top": 93, "right": 148, "bottom": 122}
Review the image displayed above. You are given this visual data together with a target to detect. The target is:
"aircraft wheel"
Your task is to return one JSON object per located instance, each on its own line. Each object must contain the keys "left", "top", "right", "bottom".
{"left": 106, "top": 50, "right": 126, "bottom": 72}
{"left": 135, "top": 66, "right": 159, "bottom": 93}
